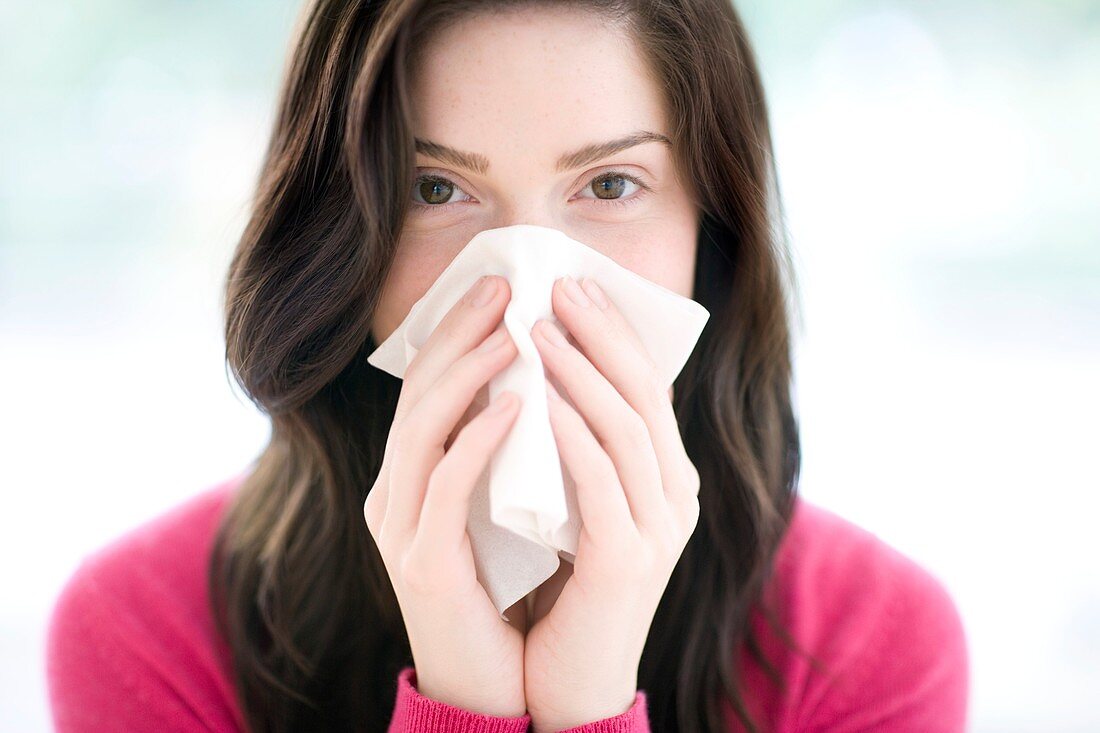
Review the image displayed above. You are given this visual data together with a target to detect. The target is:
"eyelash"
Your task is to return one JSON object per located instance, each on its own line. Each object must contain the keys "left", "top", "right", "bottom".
{"left": 409, "top": 169, "right": 653, "bottom": 214}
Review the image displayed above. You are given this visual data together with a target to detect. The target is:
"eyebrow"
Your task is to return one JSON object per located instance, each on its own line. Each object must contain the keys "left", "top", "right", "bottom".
{"left": 414, "top": 130, "right": 672, "bottom": 175}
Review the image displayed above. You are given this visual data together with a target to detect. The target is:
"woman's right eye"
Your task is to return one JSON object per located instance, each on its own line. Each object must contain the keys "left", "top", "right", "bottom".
{"left": 411, "top": 175, "right": 474, "bottom": 211}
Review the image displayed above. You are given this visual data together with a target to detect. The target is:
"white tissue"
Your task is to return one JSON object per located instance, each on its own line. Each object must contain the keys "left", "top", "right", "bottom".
{"left": 367, "top": 224, "right": 710, "bottom": 616}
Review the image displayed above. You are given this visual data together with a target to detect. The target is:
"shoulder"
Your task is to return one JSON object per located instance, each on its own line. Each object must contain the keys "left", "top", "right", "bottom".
{"left": 46, "top": 473, "right": 248, "bottom": 732}
{"left": 737, "top": 495, "right": 970, "bottom": 732}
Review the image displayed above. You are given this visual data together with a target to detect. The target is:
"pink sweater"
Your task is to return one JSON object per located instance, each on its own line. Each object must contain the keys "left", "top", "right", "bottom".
{"left": 46, "top": 473, "right": 969, "bottom": 731}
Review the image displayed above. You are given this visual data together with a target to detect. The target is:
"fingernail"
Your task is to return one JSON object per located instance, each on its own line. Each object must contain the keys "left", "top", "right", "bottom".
{"left": 580, "top": 278, "right": 609, "bottom": 310}
{"left": 490, "top": 392, "right": 516, "bottom": 413}
{"left": 560, "top": 275, "right": 591, "bottom": 308}
{"left": 536, "top": 319, "right": 568, "bottom": 347}
{"left": 466, "top": 276, "right": 497, "bottom": 307}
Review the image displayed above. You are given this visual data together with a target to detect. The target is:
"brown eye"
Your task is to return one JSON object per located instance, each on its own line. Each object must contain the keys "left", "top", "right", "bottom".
{"left": 589, "top": 173, "right": 629, "bottom": 200}
{"left": 576, "top": 170, "right": 650, "bottom": 209}
{"left": 414, "top": 176, "right": 456, "bottom": 205}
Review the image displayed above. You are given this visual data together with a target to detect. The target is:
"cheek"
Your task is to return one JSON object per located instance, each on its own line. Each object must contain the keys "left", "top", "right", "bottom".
{"left": 593, "top": 180, "right": 699, "bottom": 297}
{"left": 371, "top": 238, "right": 457, "bottom": 344}
{"left": 601, "top": 219, "right": 698, "bottom": 299}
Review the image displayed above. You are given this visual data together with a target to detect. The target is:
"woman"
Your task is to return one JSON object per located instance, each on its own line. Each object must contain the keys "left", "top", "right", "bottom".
{"left": 46, "top": 0, "right": 970, "bottom": 731}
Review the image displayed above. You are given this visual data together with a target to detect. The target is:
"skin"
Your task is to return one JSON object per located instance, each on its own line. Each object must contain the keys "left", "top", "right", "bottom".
{"left": 371, "top": 6, "right": 699, "bottom": 344}
{"left": 369, "top": 7, "right": 702, "bottom": 730}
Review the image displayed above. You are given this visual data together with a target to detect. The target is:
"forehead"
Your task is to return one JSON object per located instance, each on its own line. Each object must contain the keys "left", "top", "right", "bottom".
{"left": 408, "top": 8, "right": 668, "bottom": 166}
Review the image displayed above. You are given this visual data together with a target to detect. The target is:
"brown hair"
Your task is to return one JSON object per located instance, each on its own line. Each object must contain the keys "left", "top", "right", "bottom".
{"left": 210, "top": 0, "right": 815, "bottom": 730}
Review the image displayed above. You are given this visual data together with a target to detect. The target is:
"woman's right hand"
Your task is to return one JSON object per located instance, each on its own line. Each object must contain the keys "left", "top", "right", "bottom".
{"left": 363, "top": 274, "right": 528, "bottom": 717}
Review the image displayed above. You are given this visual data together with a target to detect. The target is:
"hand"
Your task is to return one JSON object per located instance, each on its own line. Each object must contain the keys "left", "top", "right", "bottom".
{"left": 363, "top": 275, "right": 529, "bottom": 717}
{"left": 522, "top": 275, "right": 701, "bottom": 731}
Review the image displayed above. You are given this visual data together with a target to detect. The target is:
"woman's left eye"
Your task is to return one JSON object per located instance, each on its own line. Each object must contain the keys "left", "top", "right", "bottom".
{"left": 409, "top": 170, "right": 652, "bottom": 213}
{"left": 574, "top": 172, "right": 652, "bottom": 208}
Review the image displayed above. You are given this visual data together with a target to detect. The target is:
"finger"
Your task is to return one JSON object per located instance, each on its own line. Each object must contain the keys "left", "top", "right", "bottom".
{"left": 385, "top": 326, "right": 517, "bottom": 535}
{"left": 550, "top": 275, "right": 698, "bottom": 505}
{"left": 544, "top": 377, "right": 636, "bottom": 547}
{"left": 416, "top": 390, "right": 522, "bottom": 554}
{"left": 532, "top": 318, "right": 666, "bottom": 533}
{"left": 392, "top": 274, "right": 510, "bottom": 424}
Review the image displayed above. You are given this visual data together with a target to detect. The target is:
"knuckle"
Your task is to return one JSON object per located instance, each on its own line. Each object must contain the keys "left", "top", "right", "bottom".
{"left": 363, "top": 492, "right": 383, "bottom": 539}
{"left": 401, "top": 547, "right": 444, "bottom": 597}
{"left": 395, "top": 408, "right": 427, "bottom": 451}
{"left": 424, "top": 463, "right": 449, "bottom": 500}
{"left": 649, "top": 515, "right": 677, "bottom": 546}
{"left": 674, "top": 493, "right": 701, "bottom": 534}
{"left": 661, "top": 516, "right": 688, "bottom": 553}
{"left": 371, "top": 523, "right": 397, "bottom": 567}
{"left": 645, "top": 385, "right": 668, "bottom": 414}
{"left": 400, "top": 557, "right": 434, "bottom": 596}
{"left": 686, "top": 496, "right": 700, "bottom": 528}
{"left": 681, "top": 460, "right": 700, "bottom": 495}
{"left": 622, "top": 411, "right": 651, "bottom": 448}
{"left": 634, "top": 368, "right": 665, "bottom": 410}
{"left": 594, "top": 459, "right": 621, "bottom": 488}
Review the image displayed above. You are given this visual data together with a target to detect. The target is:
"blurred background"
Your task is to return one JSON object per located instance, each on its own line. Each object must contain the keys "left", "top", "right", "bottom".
{"left": 3, "top": 0, "right": 1097, "bottom": 730}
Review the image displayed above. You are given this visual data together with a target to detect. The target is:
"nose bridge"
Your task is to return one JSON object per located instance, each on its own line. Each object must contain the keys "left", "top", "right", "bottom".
{"left": 491, "top": 206, "right": 568, "bottom": 235}
{"left": 482, "top": 161, "right": 577, "bottom": 236}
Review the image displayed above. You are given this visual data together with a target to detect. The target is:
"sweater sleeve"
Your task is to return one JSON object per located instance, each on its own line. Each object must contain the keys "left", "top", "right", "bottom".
{"left": 389, "top": 667, "right": 651, "bottom": 733}
{"left": 46, "top": 559, "right": 237, "bottom": 732}
{"left": 800, "top": 551, "right": 970, "bottom": 732}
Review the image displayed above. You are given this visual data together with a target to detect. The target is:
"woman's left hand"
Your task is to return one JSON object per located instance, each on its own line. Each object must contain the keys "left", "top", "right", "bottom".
{"left": 523, "top": 275, "right": 701, "bottom": 732}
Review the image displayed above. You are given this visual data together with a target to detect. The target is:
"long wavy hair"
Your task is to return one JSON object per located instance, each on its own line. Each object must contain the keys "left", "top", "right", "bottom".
{"left": 209, "top": 0, "right": 813, "bottom": 730}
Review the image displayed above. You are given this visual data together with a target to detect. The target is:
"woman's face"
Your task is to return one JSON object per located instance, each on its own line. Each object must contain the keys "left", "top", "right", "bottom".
{"left": 371, "top": 7, "right": 700, "bottom": 344}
